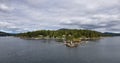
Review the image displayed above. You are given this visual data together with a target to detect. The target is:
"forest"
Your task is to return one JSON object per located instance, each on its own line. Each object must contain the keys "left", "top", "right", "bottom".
{"left": 17, "top": 29, "right": 101, "bottom": 40}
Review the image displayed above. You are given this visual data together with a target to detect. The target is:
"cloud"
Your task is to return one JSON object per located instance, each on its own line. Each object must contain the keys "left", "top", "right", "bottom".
{"left": 0, "top": 0, "right": 120, "bottom": 33}
{"left": 60, "top": 14, "right": 120, "bottom": 32}
{"left": 0, "top": 3, "right": 14, "bottom": 12}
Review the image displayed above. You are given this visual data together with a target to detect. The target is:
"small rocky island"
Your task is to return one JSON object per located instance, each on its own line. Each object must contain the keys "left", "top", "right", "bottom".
{"left": 17, "top": 29, "right": 101, "bottom": 47}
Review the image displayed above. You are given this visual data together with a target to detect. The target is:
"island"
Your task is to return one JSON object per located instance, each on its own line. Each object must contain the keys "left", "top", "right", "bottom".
{"left": 17, "top": 29, "right": 101, "bottom": 39}
{"left": 16, "top": 29, "right": 101, "bottom": 47}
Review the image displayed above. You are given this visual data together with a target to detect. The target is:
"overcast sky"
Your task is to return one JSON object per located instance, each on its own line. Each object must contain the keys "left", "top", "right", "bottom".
{"left": 0, "top": 0, "right": 120, "bottom": 33}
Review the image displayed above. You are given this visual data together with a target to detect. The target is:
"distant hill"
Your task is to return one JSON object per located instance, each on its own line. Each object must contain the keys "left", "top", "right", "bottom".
{"left": 0, "top": 31, "right": 15, "bottom": 36}
{"left": 102, "top": 32, "right": 120, "bottom": 36}
{"left": 58, "top": 28, "right": 70, "bottom": 30}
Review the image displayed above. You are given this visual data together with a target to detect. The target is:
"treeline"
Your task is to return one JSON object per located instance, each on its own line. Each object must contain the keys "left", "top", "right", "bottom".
{"left": 17, "top": 29, "right": 101, "bottom": 39}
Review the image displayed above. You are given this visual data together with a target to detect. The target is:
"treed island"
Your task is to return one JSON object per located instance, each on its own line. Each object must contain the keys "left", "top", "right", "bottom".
{"left": 17, "top": 29, "right": 120, "bottom": 39}
{"left": 17, "top": 29, "right": 102, "bottom": 47}
{"left": 17, "top": 29, "right": 101, "bottom": 40}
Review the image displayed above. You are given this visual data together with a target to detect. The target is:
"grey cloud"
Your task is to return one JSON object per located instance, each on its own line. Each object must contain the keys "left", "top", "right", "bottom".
{"left": 0, "top": 0, "right": 120, "bottom": 33}
{"left": 60, "top": 19, "right": 120, "bottom": 31}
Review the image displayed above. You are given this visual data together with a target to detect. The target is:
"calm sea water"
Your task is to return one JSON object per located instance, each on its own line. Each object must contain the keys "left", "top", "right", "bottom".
{"left": 0, "top": 36, "right": 120, "bottom": 63}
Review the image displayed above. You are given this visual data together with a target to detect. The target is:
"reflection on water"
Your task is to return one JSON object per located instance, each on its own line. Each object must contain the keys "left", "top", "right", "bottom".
{"left": 0, "top": 36, "right": 120, "bottom": 63}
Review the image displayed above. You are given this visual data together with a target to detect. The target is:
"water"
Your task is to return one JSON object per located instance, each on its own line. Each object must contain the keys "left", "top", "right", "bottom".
{"left": 0, "top": 36, "right": 120, "bottom": 63}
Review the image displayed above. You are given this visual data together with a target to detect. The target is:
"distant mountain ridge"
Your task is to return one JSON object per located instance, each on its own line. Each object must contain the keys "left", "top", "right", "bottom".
{"left": 0, "top": 31, "right": 15, "bottom": 36}
{"left": 102, "top": 32, "right": 120, "bottom": 36}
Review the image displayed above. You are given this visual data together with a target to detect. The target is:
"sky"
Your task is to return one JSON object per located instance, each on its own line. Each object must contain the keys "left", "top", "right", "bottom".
{"left": 0, "top": 0, "right": 120, "bottom": 33}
